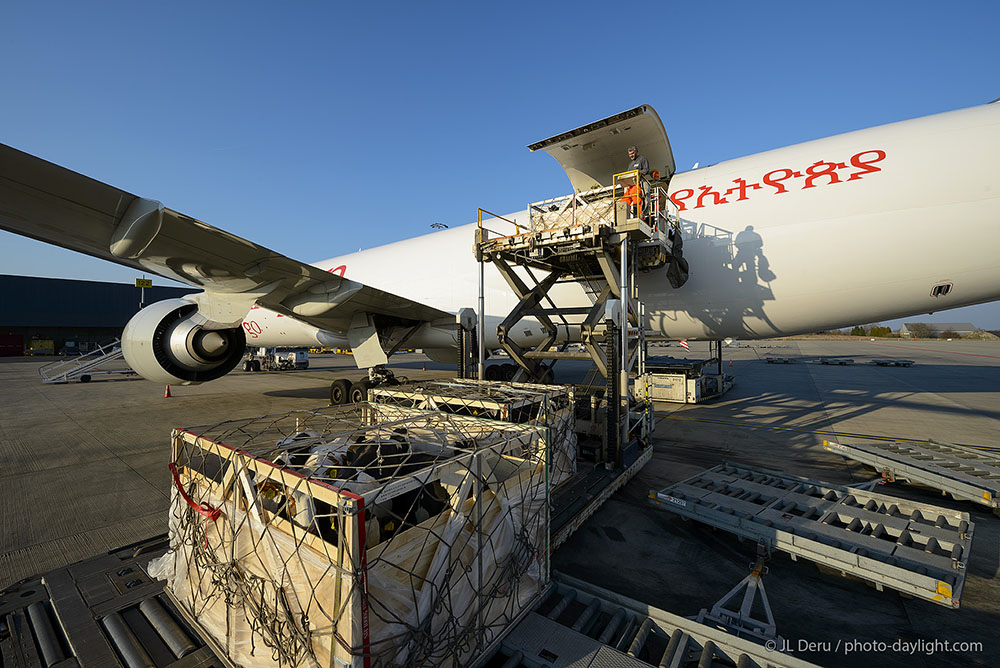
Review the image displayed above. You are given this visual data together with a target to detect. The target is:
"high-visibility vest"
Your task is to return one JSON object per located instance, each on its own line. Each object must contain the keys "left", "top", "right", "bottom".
{"left": 623, "top": 185, "right": 639, "bottom": 207}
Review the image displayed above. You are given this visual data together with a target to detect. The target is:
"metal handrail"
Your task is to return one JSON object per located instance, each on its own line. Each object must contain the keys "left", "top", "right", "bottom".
{"left": 38, "top": 338, "right": 123, "bottom": 382}
{"left": 612, "top": 169, "right": 675, "bottom": 232}
{"left": 477, "top": 207, "right": 522, "bottom": 237}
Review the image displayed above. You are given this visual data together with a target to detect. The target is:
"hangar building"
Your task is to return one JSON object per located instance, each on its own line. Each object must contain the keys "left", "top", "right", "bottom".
{"left": 898, "top": 322, "right": 978, "bottom": 338}
{"left": 0, "top": 274, "right": 199, "bottom": 356}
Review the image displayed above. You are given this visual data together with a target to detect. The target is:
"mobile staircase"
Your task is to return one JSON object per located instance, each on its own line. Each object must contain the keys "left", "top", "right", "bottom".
{"left": 38, "top": 338, "right": 136, "bottom": 384}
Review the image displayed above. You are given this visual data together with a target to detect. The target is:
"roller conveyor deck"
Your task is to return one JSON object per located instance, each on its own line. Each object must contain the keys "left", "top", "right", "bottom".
{"left": 649, "top": 463, "right": 974, "bottom": 609}
{"left": 825, "top": 439, "right": 1000, "bottom": 510}
{"left": 491, "top": 574, "right": 821, "bottom": 668}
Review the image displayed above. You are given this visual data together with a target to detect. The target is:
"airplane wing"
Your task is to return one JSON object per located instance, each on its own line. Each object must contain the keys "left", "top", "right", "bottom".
{"left": 0, "top": 142, "right": 451, "bottom": 336}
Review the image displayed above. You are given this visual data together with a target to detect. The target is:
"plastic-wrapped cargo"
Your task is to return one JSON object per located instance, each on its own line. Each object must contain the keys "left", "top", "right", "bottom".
{"left": 149, "top": 403, "right": 550, "bottom": 668}
{"left": 368, "top": 380, "right": 576, "bottom": 488}
{"left": 527, "top": 186, "right": 617, "bottom": 234}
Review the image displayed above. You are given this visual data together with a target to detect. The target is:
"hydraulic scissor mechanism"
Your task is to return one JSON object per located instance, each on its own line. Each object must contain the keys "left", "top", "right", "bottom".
{"left": 475, "top": 172, "right": 687, "bottom": 459}
{"left": 476, "top": 171, "right": 685, "bottom": 383}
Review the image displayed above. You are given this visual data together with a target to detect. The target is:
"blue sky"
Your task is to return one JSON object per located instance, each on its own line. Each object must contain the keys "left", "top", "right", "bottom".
{"left": 2, "top": 1, "right": 999, "bottom": 329}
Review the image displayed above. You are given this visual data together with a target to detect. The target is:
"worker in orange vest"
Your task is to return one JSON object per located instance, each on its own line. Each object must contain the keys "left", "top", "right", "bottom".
{"left": 622, "top": 182, "right": 640, "bottom": 218}
{"left": 622, "top": 145, "right": 651, "bottom": 219}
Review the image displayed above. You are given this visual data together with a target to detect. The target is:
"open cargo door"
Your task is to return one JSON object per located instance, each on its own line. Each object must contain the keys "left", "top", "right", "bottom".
{"left": 527, "top": 105, "right": 675, "bottom": 192}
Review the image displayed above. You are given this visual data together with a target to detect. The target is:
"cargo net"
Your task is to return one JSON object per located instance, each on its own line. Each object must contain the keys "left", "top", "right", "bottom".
{"left": 368, "top": 380, "right": 577, "bottom": 488}
{"left": 527, "top": 185, "right": 617, "bottom": 234}
{"left": 148, "top": 403, "right": 550, "bottom": 668}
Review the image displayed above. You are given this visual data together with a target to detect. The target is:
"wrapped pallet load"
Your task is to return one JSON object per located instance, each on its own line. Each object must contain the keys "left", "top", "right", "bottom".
{"left": 368, "top": 379, "right": 577, "bottom": 488}
{"left": 148, "top": 403, "right": 550, "bottom": 668}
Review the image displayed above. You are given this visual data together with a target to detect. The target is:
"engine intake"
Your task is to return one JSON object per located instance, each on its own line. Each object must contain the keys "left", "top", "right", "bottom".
{"left": 122, "top": 298, "right": 246, "bottom": 384}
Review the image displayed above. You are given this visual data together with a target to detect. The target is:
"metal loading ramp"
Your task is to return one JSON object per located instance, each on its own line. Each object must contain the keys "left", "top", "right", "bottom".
{"left": 648, "top": 463, "right": 974, "bottom": 609}
{"left": 495, "top": 574, "right": 822, "bottom": 668}
{"left": 825, "top": 439, "right": 1000, "bottom": 510}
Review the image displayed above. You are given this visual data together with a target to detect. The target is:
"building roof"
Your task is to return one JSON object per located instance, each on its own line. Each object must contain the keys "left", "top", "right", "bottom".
{"left": 901, "top": 322, "right": 977, "bottom": 331}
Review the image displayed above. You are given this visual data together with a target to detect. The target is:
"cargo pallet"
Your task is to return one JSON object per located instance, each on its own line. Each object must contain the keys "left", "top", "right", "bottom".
{"left": 0, "top": 394, "right": 651, "bottom": 668}
{"left": 872, "top": 359, "right": 914, "bottom": 367}
{"left": 825, "top": 439, "right": 1000, "bottom": 511}
{"left": 493, "top": 574, "right": 821, "bottom": 668}
{"left": 368, "top": 379, "right": 653, "bottom": 550}
{"left": 649, "top": 463, "right": 973, "bottom": 608}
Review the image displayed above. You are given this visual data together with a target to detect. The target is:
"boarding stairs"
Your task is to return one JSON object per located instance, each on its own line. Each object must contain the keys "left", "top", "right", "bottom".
{"left": 38, "top": 338, "right": 136, "bottom": 384}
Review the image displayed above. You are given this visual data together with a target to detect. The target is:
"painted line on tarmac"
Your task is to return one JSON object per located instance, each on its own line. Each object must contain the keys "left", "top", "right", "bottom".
{"left": 654, "top": 413, "right": 1000, "bottom": 452}
{"left": 864, "top": 341, "right": 1000, "bottom": 360}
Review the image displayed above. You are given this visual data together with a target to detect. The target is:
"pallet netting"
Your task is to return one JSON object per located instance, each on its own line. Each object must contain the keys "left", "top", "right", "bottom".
{"left": 527, "top": 186, "right": 616, "bottom": 234}
{"left": 367, "top": 380, "right": 577, "bottom": 488}
{"left": 148, "top": 403, "right": 550, "bottom": 668}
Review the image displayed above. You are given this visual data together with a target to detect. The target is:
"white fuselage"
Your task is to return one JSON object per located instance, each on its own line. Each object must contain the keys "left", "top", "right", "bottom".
{"left": 243, "top": 103, "right": 1000, "bottom": 349}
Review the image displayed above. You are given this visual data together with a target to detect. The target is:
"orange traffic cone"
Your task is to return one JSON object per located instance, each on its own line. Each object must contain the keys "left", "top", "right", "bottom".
{"left": 164, "top": 384, "right": 172, "bottom": 398}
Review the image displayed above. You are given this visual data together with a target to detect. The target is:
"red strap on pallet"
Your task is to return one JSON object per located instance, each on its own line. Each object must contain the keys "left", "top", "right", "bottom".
{"left": 168, "top": 463, "right": 222, "bottom": 521}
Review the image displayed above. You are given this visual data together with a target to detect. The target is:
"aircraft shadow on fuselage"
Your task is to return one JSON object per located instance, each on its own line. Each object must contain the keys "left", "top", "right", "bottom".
{"left": 682, "top": 219, "right": 780, "bottom": 338}
{"left": 643, "top": 219, "right": 781, "bottom": 339}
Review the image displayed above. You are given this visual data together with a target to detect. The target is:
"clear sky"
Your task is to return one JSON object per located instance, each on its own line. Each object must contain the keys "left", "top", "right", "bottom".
{"left": 2, "top": 1, "right": 999, "bottom": 329}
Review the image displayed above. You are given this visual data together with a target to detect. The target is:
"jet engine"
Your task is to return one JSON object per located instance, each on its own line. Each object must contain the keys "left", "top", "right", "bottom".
{"left": 122, "top": 298, "right": 246, "bottom": 385}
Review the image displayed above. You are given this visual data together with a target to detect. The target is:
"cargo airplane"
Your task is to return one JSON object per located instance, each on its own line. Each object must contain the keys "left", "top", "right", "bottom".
{"left": 1, "top": 101, "right": 998, "bottom": 400}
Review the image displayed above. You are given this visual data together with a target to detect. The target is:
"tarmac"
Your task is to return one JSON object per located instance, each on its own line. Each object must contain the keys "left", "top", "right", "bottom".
{"left": 2, "top": 339, "right": 999, "bottom": 668}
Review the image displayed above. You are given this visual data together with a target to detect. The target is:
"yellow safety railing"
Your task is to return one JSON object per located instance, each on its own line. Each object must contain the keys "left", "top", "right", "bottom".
{"left": 612, "top": 169, "right": 672, "bottom": 231}
{"left": 612, "top": 169, "right": 644, "bottom": 226}
{"left": 477, "top": 207, "right": 523, "bottom": 238}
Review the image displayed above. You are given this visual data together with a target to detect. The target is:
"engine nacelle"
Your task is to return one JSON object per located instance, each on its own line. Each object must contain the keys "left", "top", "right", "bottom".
{"left": 122, "top": 298, "right": 247, "bottom": 385}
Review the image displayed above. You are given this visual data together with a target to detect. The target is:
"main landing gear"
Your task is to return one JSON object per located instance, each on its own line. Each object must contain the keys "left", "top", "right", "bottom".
{"left": 329, "top": 365, "right": 408, "bottom": 405}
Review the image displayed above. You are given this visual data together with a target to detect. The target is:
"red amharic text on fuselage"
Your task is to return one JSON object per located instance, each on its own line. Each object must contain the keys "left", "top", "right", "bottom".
{"left": 669, "top": 149, "right": 886, "bottom": 212}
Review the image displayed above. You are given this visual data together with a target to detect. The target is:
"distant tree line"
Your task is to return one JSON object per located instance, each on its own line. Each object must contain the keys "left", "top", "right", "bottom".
{"left": 849, "top": 324, "right": 892, "bottom": 337}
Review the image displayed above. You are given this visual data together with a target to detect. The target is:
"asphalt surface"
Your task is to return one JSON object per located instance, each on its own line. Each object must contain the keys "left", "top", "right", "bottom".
{"left": 557, "top": 339, "right": 1000, "bottom": 668}
{"left": 2, "top": 340, "right": 999, "bottom": 667}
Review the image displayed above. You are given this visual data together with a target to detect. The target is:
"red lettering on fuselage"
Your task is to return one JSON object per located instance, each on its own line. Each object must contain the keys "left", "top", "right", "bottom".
{"left": 669, "top": 149, "right": 886, "bottom": 211}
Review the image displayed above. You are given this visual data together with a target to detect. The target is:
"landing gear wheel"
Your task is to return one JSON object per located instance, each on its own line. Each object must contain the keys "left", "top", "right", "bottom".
{"left": 485, "top": 364, "right": 502, "bottom": 381}
{"left": 243, "top": 360, "right": 252, "bottom": 372}
{"left": 251, "top": 360, "right": 261, "bottom": 372}
{"left": 330, "top": 379, "right": 351, "bottom": 405}
{"left": 349, "top": 379, "right": 371, "bottom": 404}
{"left": 500, "top": 363, "right": 517, "bottom": 381}
{"left": 80, "top": 374, "right": 91, "bottom": 383}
